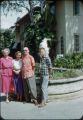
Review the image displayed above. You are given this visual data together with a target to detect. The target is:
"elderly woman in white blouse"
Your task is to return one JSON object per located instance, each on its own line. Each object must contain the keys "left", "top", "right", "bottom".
{"left": 13, "top": 51, "right": 24, "bottom": 101}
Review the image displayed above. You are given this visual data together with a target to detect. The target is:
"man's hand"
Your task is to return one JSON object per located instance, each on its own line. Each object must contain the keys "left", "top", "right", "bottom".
{"left": 49, "top": 75, "right": 52, "bottom": 80}
{"left": 49, "top": 67, "right": 52, "bottom": 80}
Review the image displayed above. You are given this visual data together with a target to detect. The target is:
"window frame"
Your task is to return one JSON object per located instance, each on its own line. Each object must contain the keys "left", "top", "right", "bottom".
{"left": 61, "top": 36, "right": 64, "bottom": 54}
{"left": 74, "top": 34, "right": 80, "bottom": 52}
{"left": 73, "top": 0, "right": 80, "bottom": 16}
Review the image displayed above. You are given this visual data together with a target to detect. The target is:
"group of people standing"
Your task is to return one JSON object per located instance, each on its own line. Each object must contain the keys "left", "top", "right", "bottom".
{"left": 0, "top": 47, "right": 52, "bottom": 107}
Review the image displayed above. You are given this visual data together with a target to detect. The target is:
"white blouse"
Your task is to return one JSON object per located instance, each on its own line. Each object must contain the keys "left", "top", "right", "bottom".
{"left": 13, "top": 59, "right": 22, "bottom": 70}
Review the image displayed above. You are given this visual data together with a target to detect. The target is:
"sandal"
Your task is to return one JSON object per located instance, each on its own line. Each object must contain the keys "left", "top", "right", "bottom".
{"left": 31, "top": 99, "right": 38, "bottom": 106}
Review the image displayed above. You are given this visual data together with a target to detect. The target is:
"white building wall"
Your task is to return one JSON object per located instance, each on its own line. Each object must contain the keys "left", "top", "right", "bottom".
{"left": 56, "top": 0, "right": 66, "bottom": 54}
{"left": 56, "top": 0, "right": 83, "bottom": 55}
{"left": 65, "top": 0, "right": 83, "bottom": 54}
{"left": 79, "top": 2, "right": 83, "bottom": 52}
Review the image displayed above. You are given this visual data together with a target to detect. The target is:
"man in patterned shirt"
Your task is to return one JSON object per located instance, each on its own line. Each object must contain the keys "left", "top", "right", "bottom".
{"left": 38, "top": 48, "right": 52, "bottom": 107}
{"left": 22, "top": 47, "right": 38, "bottom": 105}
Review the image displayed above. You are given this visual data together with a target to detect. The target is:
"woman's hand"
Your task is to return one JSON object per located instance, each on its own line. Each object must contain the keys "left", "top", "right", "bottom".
{"left": 0, "top": 70, "right": 2, "bottom": 75}
{"left": 13, "top": 70, "right": 20, "bottom": 74}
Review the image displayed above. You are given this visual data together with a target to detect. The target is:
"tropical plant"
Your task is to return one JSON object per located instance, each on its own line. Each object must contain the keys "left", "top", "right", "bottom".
{"left": 23, "top": 1, "right": 56, "bottom": 61}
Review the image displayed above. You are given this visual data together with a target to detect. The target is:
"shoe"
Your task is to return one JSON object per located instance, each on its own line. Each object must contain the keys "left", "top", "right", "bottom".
{"left": 17, "top": 95, "right": 20, "bottom": 101}
{"left": 23, "top": 101, "right": 27, "bottom": 104}
{"left": 38, "top": 101, "right": 46, "bottom": 107}
{"left": 38, "top": 103, "right": 46, "bottom": 107}
{"left": 31, "top": 99, "right": 38, "bottom": 106}
{"left": 19, "top": 96, "right": 22, "bottom": 102}
{"left": 6, "top": 99, "right": 9, "bottom": 103}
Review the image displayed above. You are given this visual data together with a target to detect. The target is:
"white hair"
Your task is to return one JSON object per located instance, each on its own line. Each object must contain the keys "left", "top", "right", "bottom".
{"left": 2, "top": 48, "right": 10, "bottom": 54}
{"left": 39, "top": 38, "right": 51, "bottom": 57}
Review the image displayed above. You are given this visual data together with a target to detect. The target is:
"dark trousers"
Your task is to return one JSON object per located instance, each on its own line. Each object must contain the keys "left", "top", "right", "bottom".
{"left": 23, "top": 76, "right": 37, "bottom": 102}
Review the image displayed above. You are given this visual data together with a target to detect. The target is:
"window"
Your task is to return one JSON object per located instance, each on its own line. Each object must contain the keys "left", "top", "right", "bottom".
{"left": 73, "top": 0, "right": 80, "bottom": 15}
{"left": 74, "top": 34, "right": 80, "bottom": 52}
{"left": 61, "top": 36, "right": 64, "bottom": 54}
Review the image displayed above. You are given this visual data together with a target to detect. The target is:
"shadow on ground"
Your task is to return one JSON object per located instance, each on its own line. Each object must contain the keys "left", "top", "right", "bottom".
{"left": 0, "top": 95, "right": 6, "bottom": 102}
{"left": 0, "top": 116, "right": 5, "bottom": 120}
{"left": 80, "top": 115, "right": 83, "bottom": 120}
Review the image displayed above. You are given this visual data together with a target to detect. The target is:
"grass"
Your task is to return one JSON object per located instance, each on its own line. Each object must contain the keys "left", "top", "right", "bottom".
{"left": 52, "top": 71, "right": 64, "bottom": 79}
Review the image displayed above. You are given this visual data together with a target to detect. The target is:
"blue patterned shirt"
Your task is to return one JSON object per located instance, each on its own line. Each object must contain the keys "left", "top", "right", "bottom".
{"left": 40, "top": 56, "right": 52, "bottom": 76}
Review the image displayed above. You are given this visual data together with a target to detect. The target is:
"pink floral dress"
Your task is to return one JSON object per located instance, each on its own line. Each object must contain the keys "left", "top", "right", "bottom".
{"left": 0, "top": 56, "right": 13, "bottom": 93}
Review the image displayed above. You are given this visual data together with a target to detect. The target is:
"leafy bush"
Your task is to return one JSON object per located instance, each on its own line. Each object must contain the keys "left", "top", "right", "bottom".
{"left": 0, "top": 29, "right": 15, "bottom": 56}
{"left": 54, "top": 53, "right": 83, "bottom": 69}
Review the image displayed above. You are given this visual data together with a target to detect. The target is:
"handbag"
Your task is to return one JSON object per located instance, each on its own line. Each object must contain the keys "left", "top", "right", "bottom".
{"left": 9, "top": 80, "right": 15, "bottom": 94}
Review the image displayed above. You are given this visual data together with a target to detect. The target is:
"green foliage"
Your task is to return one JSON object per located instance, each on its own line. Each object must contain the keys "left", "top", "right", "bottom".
{"left": 52, "top": 71, "right": 64, "bottom": 79}
{"left": 1, "top": 0, "right": 57, "bottom": 61}
{"left": 54, "top": 53, "right": 83, "bottom": 69}
{"left": 1, "top": 0, "right": 57, "bottom": 60}
{"left": 24, "top": 4, "right": 56, "bottom": 58}
{"left": 35, "top": 63, "right": 40, "bottom": 77}
{"left": 0, "top": 29, "right": 15, "bottom": 55}
{"left": 35, "top": 62, "right": 82, "bottom": 80}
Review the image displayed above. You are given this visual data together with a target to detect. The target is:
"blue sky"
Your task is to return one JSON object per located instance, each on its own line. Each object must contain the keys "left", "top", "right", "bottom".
{"left": 1, "top": 8, "right": 28, "bottom": 29}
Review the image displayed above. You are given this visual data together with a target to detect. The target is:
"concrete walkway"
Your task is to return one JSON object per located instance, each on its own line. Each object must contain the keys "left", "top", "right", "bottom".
{"left": 0, "top": 93, "right": 83, "bottom": 119}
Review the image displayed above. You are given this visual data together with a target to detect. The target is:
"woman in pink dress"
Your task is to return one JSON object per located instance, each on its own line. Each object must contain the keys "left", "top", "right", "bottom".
{"left": 0, "top": 58, "right": 2, "bottom": 92}
{"left": 0, "top": 48, "right": 13, "bottom": 102}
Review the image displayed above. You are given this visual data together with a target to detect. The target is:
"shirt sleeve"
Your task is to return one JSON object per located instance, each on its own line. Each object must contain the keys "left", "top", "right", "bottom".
{"left": 30, "top": 56, "right": 35, "bottom": 67}
{"left": 46, "top": 57, "right": 52, "bottom": 68}
{"left": 19, "top": 59, "right": 22, "bottom": 69}
{"left": 0, "top": 59, "right": 1, "bottom": 69}
{"left": 0, "top": 58, "right": 2, "bottom": 75}
{"left": 12, "top": 59, "right": 14, "bottom": 65}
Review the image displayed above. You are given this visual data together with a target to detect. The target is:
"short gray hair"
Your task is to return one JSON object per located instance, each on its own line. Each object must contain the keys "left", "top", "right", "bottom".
{"left": 2, "top": 48, "right": 10, "bottom": 54}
